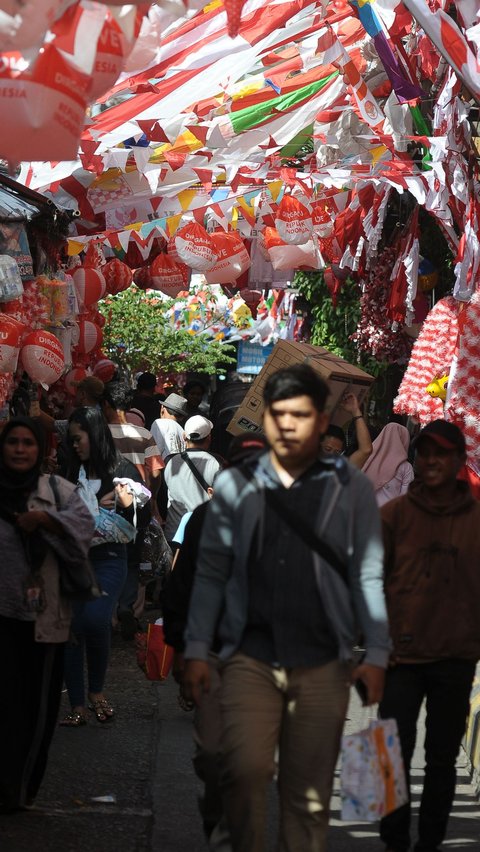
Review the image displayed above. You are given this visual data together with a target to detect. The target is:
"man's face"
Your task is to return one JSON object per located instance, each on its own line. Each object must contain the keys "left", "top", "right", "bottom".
{"left": 415, "top": 437, "right": 464, "bottom": 491}
{"left": 321, "top": 434, "right": 344, "bottom": 456}
{"left": 186, "top": 386, "right": 204, "bottom": 408}
{"left": 263, "top": 394, "right": 328, "bottom": 467}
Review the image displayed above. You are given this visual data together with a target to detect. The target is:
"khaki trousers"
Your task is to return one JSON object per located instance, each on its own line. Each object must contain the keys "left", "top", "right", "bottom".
{"left": 220, "top": 653, "right": 350, "bottom": 852}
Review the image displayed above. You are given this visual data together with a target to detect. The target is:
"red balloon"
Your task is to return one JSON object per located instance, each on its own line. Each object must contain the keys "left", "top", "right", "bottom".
{"left": 93, "top": 358, "right": 117, "bottom": 382}
{"left": 75, "top": 320, "right": 103, "bottom": 355}
{"left": 0, "top": 314, "right": 25, "bottom": 373}
{"left": 103, "top": 258, "right": 133, "bottom": 295}
{"left": 73, "top": 267, "right": 106, "bottom": 309}
{"left": 64, "top": 367, "right": 87, "bottom": 395}
{"left": 21, "top": 330, "right": 65, "bottom": 387}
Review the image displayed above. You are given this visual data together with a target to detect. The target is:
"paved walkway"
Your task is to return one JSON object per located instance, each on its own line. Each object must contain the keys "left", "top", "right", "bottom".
{"left": 1, "top": 625, "right": 479, "bottom": 851}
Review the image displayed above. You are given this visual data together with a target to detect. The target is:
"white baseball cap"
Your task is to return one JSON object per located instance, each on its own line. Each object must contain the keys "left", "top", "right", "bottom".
{"left": 184, "top": 415, "right": 213, "bottom": 441}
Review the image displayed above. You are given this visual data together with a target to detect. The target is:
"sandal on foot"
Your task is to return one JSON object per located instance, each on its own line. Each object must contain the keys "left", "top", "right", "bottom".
{"left": 59, "top": 711, "right": 87, "bottom": 727}
{"left": 88, "top": 697, "right": 115, "bottom": 723}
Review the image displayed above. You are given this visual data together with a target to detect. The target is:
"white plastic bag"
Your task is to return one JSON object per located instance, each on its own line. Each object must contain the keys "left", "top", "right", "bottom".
{"left": 340, "top": 718, "right": 408, "bottom": 822}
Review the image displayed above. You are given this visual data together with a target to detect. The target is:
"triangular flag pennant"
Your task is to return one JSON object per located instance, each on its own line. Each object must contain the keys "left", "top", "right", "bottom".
{"left": 178, "top": 189, "right": 197, "bottom": 212}
{"left": 167, "top": 214, "right": 183, "bottom": 237}
{"left": 164, "top": 150, "right": 188, "bottom": 171}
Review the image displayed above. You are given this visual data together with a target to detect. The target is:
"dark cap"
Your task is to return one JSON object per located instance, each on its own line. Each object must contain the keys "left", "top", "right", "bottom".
{"left": 414, "top": 419, "right": 466, "bottom": 454}
{"left": 73, "top": 376, "right": 105, "bottom": 401}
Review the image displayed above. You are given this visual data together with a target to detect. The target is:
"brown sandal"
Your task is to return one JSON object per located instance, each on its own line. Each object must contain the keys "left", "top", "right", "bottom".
{"left": 88, "top": 697, "right": 115, "bottom": 723}
{"left": 59, "top": 711, "right": 87, "bottom": 727}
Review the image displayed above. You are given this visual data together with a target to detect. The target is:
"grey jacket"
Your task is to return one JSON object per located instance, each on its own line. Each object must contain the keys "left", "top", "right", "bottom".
{"left": 184, "top": 452, "right": 390, "bottom": 668}
{"left": 0, "top": 474, "right": 95, "bottom": 643}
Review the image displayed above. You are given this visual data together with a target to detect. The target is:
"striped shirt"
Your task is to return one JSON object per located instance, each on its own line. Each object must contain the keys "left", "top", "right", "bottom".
{"left": 109, "top": 423, "right": 163, "bottom": 480}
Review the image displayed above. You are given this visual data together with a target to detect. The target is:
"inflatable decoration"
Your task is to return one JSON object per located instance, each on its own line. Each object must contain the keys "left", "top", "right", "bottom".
{"left": 275, "top": 195, "right": 312, "bottom": 245}
{"left": 264, "top": 227, "right": 320, "bottom": 271}
{"left": 64, "top": 366, "right": 87, "bottom": 395}
{"left": 72, "top": 267, "right": 106, "bottom": 310}
{"left": 167, "top": 235, "right": 181, "bottom": 264}
{"left": 205, "top": 231, "right": 250, "bottom": 284}
{"left": 75, "top": 320, "right": 103, "bottom": 355}
{"left": 21, "top": 330, "right": 65, "bottom": 387}
{"left": 149, "top": 254, "right": 190, "bottom": 297}
{"left": 175, "top": 223, "right": 218, "bottom": 272}
{"left": 230, "top": 298, "right": 252, "bottom": 328}
{"left": 312, "top": 202, "right": 334, "bottom": 238}
{"left": 0, "top": 44, "right": 90, "bottom": 162}
{"left": 0, "top": 314, "right": 25, "bottom": 373}
{"left": 426, "top": 375, "right": 449, "bottom": 401}
{"left": 87, "top": 12, "right": 128, "bottom": 102}
{"left": 93, "top": 358, "right": 117, "bottom": 383}
{"left": 102, "top": 258, "right": 133, "bottom": 295}
{"left": 133, "top": 265, "right": 152, "bottom": 289}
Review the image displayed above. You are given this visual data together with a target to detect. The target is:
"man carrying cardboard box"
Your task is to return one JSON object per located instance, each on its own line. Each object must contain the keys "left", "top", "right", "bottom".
{"left": 183, "top": 363, "right": 389, "bottom": 852}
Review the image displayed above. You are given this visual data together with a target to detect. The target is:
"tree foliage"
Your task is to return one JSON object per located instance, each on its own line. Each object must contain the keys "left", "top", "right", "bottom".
{"left": 294, "top": 270, "right": 387, "bottom": 378}
{"left": 99, "top": 286, "right": 236, "bottom": 376}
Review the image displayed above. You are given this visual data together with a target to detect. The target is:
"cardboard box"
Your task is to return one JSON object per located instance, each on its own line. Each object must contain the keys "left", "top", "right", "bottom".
{"left": 227, "top": 340, "right": 374, "bottom": 436}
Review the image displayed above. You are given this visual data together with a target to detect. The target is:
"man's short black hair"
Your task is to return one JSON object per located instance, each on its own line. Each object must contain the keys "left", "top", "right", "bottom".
{"left": 104, "top": 382, "right": 133, "bottom": 412}
{"left": 136, "top": 372, "right": 157, "bottom": 391}
{"left": 323, "top": 424, "right": 345, "bottom": 445}
{"left": 263, "top": 364, "right": 329, "bottom": 412}
{"left": 184, "top": 380, "right": 206, "bottom": 395}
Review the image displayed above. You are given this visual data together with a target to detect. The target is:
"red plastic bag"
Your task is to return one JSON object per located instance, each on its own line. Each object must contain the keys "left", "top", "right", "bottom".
{"left": 135, "top": 622, "right": 174, "bottom": 682}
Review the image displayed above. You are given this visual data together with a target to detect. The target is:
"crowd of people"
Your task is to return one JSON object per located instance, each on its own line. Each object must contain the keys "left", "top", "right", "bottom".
{"left": 1, "top": 364, "right": 479, "bottom": 852}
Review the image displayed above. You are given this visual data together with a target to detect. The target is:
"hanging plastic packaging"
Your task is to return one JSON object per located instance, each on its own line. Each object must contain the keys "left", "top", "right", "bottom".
{"left": 0, "top": 255, "right": 23, "bottom": 302}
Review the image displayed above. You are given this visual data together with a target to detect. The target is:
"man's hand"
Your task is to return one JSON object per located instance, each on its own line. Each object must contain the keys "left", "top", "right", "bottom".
{"left": 182, "top": 660, "right": 211, "bottom": 706}
{"left": 341, "top": 392, "right": 362, "bottom": 417}
{"left": 351, "top": 662, "right": 385, "bottom": 706}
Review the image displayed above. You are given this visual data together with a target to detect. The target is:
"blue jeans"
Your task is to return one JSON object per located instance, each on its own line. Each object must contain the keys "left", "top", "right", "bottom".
{"left": 117, "top": 562, "right": 139, "bottom": 615}
{"left": 63, "top": 544, "right": 127, "bottom": 708}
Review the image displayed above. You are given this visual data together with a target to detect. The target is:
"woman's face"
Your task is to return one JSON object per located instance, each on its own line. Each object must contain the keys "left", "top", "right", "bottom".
{"left": 69, "top": 422, "right": 90, "bottom": 462}
{"left": 2, "top": 426, "right": 39, "bottom": 472}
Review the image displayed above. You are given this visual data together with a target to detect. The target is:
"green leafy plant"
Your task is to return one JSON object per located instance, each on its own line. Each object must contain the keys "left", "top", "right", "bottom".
{"left": 294, "top": 270, "right": 387, "bottom": 378}
{"left": 99, "top": 286, "right": 236, "bottom": 376}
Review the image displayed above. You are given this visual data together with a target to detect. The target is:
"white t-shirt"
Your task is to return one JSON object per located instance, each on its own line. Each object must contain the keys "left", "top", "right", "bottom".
{"left": 150, "top": 419, "right": 186, "bottom": 460}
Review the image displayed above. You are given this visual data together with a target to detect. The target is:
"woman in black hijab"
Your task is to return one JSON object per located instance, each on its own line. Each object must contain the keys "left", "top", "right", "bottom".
{"left": 0, "top": 417, "right": 94, "bottom": 814}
